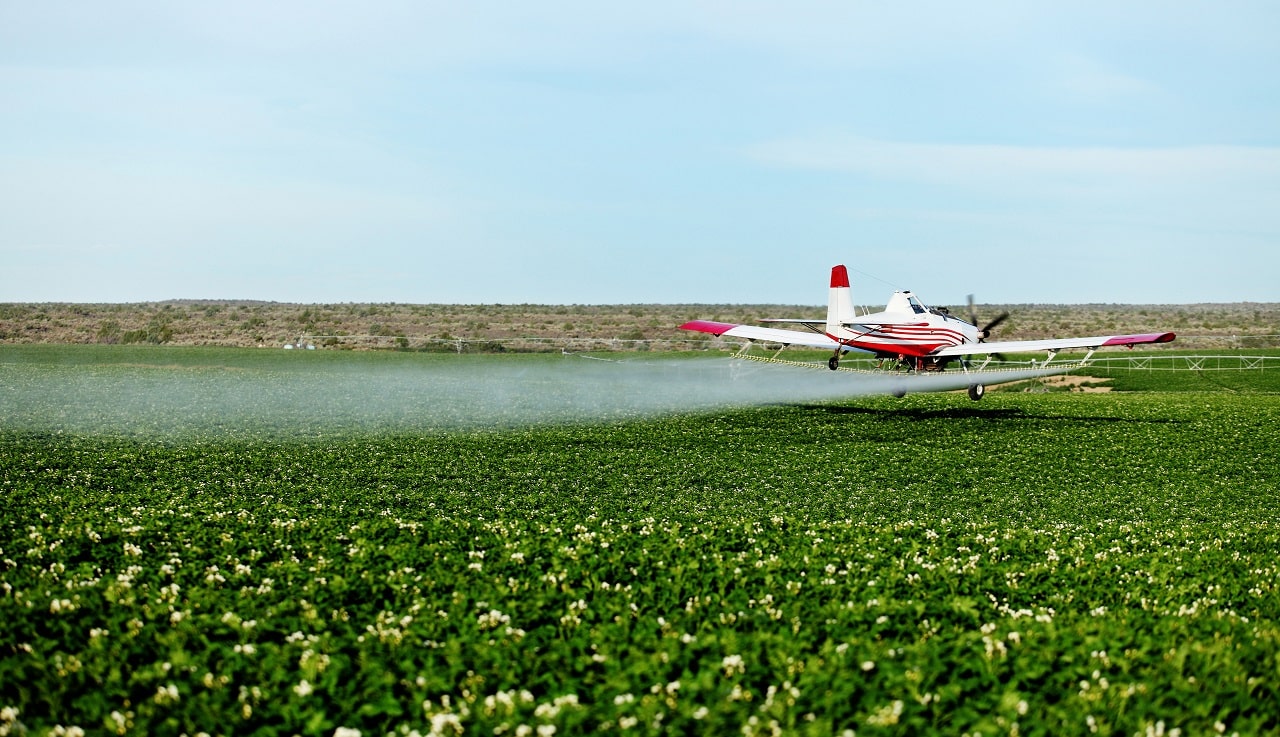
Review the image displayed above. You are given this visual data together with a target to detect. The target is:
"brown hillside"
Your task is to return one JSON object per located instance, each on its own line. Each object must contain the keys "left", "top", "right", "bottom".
{"left": 1, "top": 301, "right": 1277, "bottom": 351}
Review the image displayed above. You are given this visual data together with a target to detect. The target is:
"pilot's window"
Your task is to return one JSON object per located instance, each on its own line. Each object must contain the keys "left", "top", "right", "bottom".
{"left": 909, "top": 297, "right": 925, "bottom": 314}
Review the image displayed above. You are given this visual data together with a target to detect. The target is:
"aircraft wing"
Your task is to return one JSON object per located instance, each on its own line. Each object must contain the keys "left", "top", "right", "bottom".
{"left": 679, "top": 320, "right": 839, "bottom": 349}
{"left": 932, "top": 332, "right": 1175, "bottom": 357}
{"left": 761, "top": 318, "right": 882, "bottom": 331}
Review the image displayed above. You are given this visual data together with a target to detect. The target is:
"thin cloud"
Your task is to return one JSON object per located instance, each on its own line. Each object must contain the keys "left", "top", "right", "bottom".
{"left": 1052, "top": 54, "right": 1162, "bottom": 101}
{"left": 748, "top": 135, "right": 1280, "bottom": 199}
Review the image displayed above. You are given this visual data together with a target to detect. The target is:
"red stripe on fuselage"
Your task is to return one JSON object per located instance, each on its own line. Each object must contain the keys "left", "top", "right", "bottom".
{"left": 828, "top": 333, "right": 958, "bottom": 357}
{"left": 829, "top": 323, "right": 968, "bottom": 356}
{"left": 877, "top": 325, "right": 968, "bottom": 341}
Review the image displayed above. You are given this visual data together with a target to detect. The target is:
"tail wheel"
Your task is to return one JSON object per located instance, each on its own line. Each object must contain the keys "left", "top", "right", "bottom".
{"left": 968, "top": 384, "right": 985, "bottom": 402}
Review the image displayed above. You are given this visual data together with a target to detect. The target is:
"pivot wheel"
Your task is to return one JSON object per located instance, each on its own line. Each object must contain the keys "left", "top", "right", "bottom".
{"left": 968, "top": 383, "right": 986, "bottom": 402}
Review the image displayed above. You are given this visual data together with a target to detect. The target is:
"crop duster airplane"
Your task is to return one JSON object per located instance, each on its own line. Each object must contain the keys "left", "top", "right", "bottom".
{"left": 680, "top": 265, "right": 1176, "bottom": 401}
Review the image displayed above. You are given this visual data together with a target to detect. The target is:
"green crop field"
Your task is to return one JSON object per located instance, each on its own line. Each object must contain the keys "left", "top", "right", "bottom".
{"left": 2, "top": 346, "right": 1278, "bottom": 736}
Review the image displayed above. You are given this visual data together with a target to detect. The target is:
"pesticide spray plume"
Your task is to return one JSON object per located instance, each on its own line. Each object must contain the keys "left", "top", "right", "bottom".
{"left": 3, "top": 354, "right": 1077, "bottom": 438}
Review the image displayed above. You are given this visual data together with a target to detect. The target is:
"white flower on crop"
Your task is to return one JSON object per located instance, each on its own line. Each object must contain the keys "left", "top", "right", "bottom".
{"left": 477, "top": 609, "right": 510, "bottom": 630}
{"left": 233, "top": 643, "right": 256, "bottom": 655}
{"left": 861, "top": 660, "right": 876, "bottom": 671}
{"left": 123, "top": 542, "right": 142, "bottom": 557}
{"left": 866, "top": 700, "right": 904, "bottom": 727}
{"left": 693, "top": 706, "right": 708, "bottom": 720}
{"left": 722, "top": 654, "right": 745, "bottom": 676}
{"left": 333, "top": 729, "right": 362, "bottom": 737}
{"left": 293, "top": 680, "right": 314, "bottom": 697}
{"left": 153, "top": 684, "right": 180, "bottom": 705}
{"left": 1, "top": 707, "right": 18, "bottom": 722}
{"left": 536, "top": 726, "right": 556, "bottom": 737}
{"left": 429, "top": 712, "right": 462, "bottom": 735}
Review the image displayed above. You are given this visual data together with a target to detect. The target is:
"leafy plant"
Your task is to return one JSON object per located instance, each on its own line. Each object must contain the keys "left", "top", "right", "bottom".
{"left": 1, "top": 347, "right": 1278, "bottom": 735}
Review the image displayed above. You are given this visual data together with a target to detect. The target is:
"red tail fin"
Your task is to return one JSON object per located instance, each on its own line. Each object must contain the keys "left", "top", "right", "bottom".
{"left": 830, "top": 265, "right": 850, "bottom": 289}
{"left": 827, "top": 265, "right": 856, "bottom": 332}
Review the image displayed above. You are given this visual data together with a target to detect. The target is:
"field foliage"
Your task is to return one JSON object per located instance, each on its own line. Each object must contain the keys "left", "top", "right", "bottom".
{"left": 2, "top": 347, "right": 1279, "bottom": 736}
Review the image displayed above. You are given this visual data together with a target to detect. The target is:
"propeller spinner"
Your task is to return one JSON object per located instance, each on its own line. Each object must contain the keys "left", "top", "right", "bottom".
{"left": 966, "top": 295, "right": 1009, "bottom": 340}
{"left": 966, "top": 295, "right": 1010, "bottom": 361}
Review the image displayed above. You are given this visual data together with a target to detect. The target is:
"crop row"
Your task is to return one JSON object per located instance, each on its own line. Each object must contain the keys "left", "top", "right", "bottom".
{"left": 2, "top": 348, "right": 1279, "bottom": 735}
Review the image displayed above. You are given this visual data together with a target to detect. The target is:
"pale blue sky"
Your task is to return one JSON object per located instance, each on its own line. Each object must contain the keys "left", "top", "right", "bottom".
{"left": 2, "top": 1, "right": 1278, "bottom": 306}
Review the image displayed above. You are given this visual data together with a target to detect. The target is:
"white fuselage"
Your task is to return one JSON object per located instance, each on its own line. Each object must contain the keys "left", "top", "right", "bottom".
{"left": 828, "top": 291, "right": 979, "bottom": 358}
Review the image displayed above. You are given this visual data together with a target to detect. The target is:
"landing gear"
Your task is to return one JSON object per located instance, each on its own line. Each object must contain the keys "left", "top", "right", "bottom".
{"left": 828, "top": 355, "right": 840, "bottom": 371}
{"left": 967, "top": 383, "right": 985, "bottom": 402}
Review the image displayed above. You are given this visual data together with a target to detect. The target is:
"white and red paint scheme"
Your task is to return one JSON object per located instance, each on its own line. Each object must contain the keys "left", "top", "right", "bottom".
{"left": 680, "top": 264, "right": 1175, "bottom": 399}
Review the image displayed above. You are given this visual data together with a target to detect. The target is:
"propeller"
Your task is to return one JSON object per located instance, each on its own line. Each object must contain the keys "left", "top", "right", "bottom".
{"left": 966, "top": 294, "right": 1010, "bottom": 361}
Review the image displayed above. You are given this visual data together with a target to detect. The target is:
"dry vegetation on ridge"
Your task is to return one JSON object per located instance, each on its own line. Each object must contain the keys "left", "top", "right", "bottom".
{"left": 1, "top": 300, "right": 1277, "bottom": 351}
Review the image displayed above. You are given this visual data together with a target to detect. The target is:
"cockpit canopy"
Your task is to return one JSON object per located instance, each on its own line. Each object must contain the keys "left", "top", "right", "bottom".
{"left": 885, "top": 291, "right": 961, "bottom": 321}
{"left": 886, "top": 290, "right": 928, "bottom": 315}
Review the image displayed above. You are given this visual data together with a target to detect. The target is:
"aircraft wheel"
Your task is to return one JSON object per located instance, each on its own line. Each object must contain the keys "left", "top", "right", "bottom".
{"left": 892, "top": 389, "right": 906, "bottom": 398}
{"left": 968, "top": 383, "right": 985, "bottom": 402}
{"left": 828, "top": 356, "right": 840, "bottom": 371}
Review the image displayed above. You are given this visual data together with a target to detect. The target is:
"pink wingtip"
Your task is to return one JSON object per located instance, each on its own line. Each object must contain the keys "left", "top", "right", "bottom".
{"left": 830, "top": 265, "right": 850, "bottom": 289}
{"left": 679, "top": 320, "right": 738, "bottom": 336}
{"left": 1101, "top": 332, "right": 1177, "bottom": 346}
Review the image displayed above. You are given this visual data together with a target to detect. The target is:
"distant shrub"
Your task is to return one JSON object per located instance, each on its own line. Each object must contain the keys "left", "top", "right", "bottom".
{"left": 122, "top": 319, "right": 173, "bottom": 344}
{"left": 96, "top": 320, "right": 122, "bottom": 344}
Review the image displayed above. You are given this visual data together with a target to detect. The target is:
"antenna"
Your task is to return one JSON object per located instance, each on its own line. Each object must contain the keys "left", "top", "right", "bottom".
{"left": 845, "top": 266, "right": 900, "bottom": 292}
